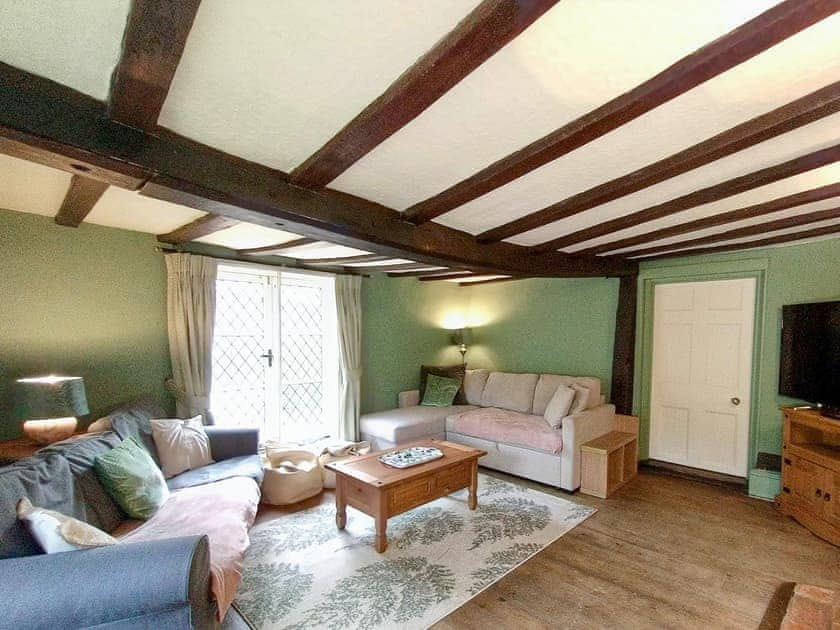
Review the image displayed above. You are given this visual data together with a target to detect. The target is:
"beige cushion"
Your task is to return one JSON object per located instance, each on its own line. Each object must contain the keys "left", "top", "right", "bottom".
{"left": 17, "top": 498, "right": 117, "bottom": 553}
{"left": 151, "top": 416, "right": 214, "bottom": 478}
{"left": 481, "top": 372, "right": 539, "bottom": 413}
{"left": 533, "top": 374, "right": 602, "bottom": 414}
{"left": 570, "top": 384, "right": 591, "bottom": 414}
{"left": 464, "top": 369, "right": 490, "bottom": 405}
{"left": 360, "top": 404, "right": 477, "bottom": 444}
{"left": 544, "top": 385, "right": 575, "bottom": 428}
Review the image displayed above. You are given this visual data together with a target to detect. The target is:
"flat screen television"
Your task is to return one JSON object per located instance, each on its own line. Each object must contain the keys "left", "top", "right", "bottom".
{"left": 779, "top": 300, "right": 840, "bottom": 418}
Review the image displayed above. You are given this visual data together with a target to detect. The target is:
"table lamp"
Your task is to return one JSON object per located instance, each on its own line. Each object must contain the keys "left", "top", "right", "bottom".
{"left": 14, "top": 376, "right": 89, "bottom": 444}
{"left": 451, "top": 328, "right": 472, "bottom": 365}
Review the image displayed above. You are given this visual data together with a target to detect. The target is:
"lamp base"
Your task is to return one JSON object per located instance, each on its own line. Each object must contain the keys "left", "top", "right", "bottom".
{"left": 23, "top": 417, "right": 78, "bottom": 444}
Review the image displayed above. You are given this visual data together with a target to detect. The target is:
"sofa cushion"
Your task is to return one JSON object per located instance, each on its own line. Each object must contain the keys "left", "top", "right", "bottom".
{"left": 420, "top": 365, "right": 467, "bottom": 405}
{"left": 464, "top": 369, "right": 490, "bottom": 405}
{"left": 151, "top": 416, "right": 214, "bottom": 478}
{"left": 533, "top": 374, "right": 602, "bottom": 415}
{"left": 480, "top": 372, "right": 539, "bottom": 413}
{"left": 108, "top": 398, "right": 168, "bottom": 466}
{"left": 420, "top": 374, "right": 461, "bottom": 407}
{"left": 360, "top": 404, "right": 477, "bottom": 444}
{"left": 544, "top": 385, "right": 575, "bottom": 429}
{"left": 446, "top": 408, "right": 563, "bottom": 454}
{"left": 16, "top": 497, "right": 118, "bottom": 553}
{"left": 95, "top": 437, "right": 169, "bottom": 520}
{"left": 167, "top": 454, "right": 264, "bottom": 491}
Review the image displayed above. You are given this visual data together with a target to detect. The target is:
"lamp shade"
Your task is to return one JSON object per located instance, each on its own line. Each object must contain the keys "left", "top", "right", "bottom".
{"left": 451, "top": 328, "right": 473, "bottom": 346}
{"left": 14, "top": 376, "right": 89, "bottom": 421}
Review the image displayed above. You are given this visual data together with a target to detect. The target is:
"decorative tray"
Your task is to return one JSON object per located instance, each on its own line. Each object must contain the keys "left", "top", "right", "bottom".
{"left": 379, "top": 446, "right": 444, "bottom": 468}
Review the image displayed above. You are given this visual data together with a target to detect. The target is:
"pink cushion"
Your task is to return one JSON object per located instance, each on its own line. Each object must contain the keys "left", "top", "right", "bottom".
{"left": 447, "top": 407, "right": 563, "bottom": 454}
{"left": 115, "top": 476, "right": 259, "bottom": 620}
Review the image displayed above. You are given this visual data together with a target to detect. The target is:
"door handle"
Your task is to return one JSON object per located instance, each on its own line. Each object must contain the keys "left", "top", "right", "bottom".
{"left": 816, "top": 488, "right": 823, "bottom": 497}
{"left": 259, "top": 349, "right": 274, "bottom": 367}
{"left": 731, "top": 397, "right": 741, "bottom": 406}
{"left": 825, "top": 492, "right": 832, "bottom": 502}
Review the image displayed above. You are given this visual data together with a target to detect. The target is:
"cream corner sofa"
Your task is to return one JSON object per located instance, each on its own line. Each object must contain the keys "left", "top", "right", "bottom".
{"left": 360, "top": 369, "right": 616, "bottom": 491}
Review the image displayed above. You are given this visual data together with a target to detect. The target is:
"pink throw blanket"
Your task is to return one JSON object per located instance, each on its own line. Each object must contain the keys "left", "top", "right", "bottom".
{"left": 449, "top": 407, "right": 564, "bottom": 453}
{"left": 116, "top": 476, "right": 259, "bottom": 620}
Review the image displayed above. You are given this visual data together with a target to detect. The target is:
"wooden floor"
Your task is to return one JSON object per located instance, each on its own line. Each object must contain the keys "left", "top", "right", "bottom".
{"left": 257, "top": 469, "right": 840, "bottom": 629}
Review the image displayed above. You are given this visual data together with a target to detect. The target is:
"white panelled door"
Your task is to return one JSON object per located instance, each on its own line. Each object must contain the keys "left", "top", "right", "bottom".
{"left": 650, "top": 278, "right": 756, "bottom": 476}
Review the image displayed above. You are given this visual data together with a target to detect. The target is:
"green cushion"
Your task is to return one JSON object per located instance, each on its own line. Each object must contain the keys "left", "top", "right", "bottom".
{"left": 94, "top": 437, "right": 169, "bottom": 520}
{"left": 420, "top": 374, "right": 461, "bottom": 407}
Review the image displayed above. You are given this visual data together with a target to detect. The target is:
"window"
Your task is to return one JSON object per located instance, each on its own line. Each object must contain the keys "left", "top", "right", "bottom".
{"left": 211, "top": 263, "right": 338, "bottom": 442}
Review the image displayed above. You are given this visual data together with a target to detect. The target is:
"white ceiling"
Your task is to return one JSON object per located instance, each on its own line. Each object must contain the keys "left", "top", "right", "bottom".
{"left": 194, "top": 223, "right": 302, "bottom": 250}
{"left": 86, "top": 187, "right": 205, "bottom": 234}
{"left": 0, "top": 154, "right": 71, "bottom": 216}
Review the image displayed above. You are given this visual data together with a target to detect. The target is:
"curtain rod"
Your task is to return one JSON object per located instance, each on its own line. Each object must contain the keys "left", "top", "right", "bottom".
{"left": 153, "top": 245, "right": 370, "bottom": 277}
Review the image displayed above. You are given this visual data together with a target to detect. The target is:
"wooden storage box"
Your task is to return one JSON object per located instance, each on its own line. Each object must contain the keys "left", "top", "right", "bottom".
{"left": 580, "top": 430, "right": 638, "bottom": 498}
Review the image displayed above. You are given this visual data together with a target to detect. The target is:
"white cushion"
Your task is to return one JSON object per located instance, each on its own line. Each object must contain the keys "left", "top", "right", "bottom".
{"left": 481, "top": 372, "right": 539, "bottom": 413}
{"left": 17, "top": 498, "right": 117, "bottom": 553}
{"left": 360, "top": 405, "right": 477, "bottom": 444}
{"left": 569, "top": 384, "right": 591, "bottom": 415}
{"left": 544, "top": 385, "right": 575, "bottom": 428}
{"left": 151, "top": 416, "right": 214, "bottom": 478}
{"left": 464, "top": 369, "right": 490, "bottom": 405}
{"left": 533, "top": 374, "right": 602, "bottom": 413}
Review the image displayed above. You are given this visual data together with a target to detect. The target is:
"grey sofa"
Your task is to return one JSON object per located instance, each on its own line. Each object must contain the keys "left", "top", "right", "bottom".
{"left": 0, "top": 399, "right": 262, "bottom": 629}
{"left": 360, "top": 370, "right": 616, "bottom": 491}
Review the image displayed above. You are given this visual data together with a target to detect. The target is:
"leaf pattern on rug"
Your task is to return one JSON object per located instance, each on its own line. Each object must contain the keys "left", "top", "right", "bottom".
{"left": 563, "top": 504, "right": 596, "bottom": 521}
{"left": 479, "top": 475, "right": 531, "bottom": 497}
{"left": 248, "top": 504, "right": 337, "bottom": 554}
{"left": 237, "top": 562, "right": 313, "bottom": 627}
{"left": 289, "top": 557, "right": 456, "bottom": 629}
{"left": 470, "top": 497, "right": 551, "bottom": 550}
{"left": 389, "top": 506, "right": 465, "bottom": 549}
{"left": 468, "top": 542, "right": 543, "bottom": 594}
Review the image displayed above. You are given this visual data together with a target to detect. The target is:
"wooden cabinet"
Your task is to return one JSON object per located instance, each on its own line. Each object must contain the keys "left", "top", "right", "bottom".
{"left": 580, "top": 430, "right": 638, "bottom": 499}
{"left": 777, "top": 408, "right": 840, "bottom": 546}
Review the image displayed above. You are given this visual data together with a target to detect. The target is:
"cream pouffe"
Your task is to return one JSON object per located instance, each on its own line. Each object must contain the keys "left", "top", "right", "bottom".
{"left": 262, "top": 449, "right": 323, "bottom": 505}
{"left": 317, "top": 441, "right": 371, "bottom": 489}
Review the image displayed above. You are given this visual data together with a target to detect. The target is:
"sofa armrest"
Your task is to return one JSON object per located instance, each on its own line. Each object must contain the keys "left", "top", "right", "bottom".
{"left": 560, "top": 403, "right": 617, "bottom": 490}
{"left": 399, "top": 389, "right": 420, "bottom": 408}
{"left": 0, "top": 536, "right": 216, "bottom": 630}
{"left": 206, "top": 426, "right": 260, "bottom": 461}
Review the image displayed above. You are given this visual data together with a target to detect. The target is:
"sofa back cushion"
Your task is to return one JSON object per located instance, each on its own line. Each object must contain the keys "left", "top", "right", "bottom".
{"left": 532, "top": 374, "right": 602, "bottom": 415}
{"left": 464, "top": 369, "right": 490, "bottom": 405}
{"left": 108, "top": 398, "right": 167, "bottom": 466}
{"left": 481, "top": 372, "right": 539, "bottom": 413}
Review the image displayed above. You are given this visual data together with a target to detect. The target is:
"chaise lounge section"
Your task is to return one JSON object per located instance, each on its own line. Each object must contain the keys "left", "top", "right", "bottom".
{"left": 361, "top": 370, "right": 616, "bottom": 491}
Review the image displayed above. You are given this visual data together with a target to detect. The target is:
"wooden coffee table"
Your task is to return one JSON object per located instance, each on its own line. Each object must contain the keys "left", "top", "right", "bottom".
{"left": 325, "top": 439, "right": 486, "bottom": 552}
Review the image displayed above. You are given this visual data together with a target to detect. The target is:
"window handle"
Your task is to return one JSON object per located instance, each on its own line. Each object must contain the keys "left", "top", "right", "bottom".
{"left": 260, "top": 349, "right": 274, "bottom": 367}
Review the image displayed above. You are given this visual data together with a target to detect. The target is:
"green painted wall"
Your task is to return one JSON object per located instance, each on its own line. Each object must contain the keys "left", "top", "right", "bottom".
{"left": 0, "top": 209, "right": 172, "bottom": 439}
{"left": 361, "top": 275, "right": 619, "bottom": 413}
{"left": 635, "top": 237, "right": 840, "bottom": 461}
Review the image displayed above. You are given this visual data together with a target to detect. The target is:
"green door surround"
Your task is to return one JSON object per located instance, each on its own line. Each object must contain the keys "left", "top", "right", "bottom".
{"left": 632, "top": 257, "right": 769, "bottom": 474}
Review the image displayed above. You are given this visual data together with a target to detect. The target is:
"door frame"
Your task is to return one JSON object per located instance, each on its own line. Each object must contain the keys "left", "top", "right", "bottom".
{"left": 633, "top": 257, "right": 768, "bottom": 473}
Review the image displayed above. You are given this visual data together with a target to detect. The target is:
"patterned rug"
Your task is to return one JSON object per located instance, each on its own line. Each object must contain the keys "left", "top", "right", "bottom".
{"left": 235, "top": 473, "right": 595, "bottom": 629}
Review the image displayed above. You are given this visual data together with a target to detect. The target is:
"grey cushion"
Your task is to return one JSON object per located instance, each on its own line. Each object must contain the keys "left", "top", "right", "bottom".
{"left": 481, "top": 372, "right": 539, "bottom": 413}
{"left": 166, "top": 455, "right": 264, "bottom": 491}
{"left": 360, "top": 405, "right": 477, "bottom": 444}
{"left": 108, "top": 398, "right": 168, "bottom": 466}
{"left": 464, "top": 369, "right": 490, "bottom": 405}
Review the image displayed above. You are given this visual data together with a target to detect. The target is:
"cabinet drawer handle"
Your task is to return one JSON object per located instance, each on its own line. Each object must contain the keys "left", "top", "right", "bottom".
{"left": 825, "top": 493, "right": 831, "bottom": 502}
{"left": 816, "top": 488, "right": 822, "bottom": 497}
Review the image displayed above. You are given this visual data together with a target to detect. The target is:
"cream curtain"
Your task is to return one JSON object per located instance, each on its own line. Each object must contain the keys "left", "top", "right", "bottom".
{"left": 164, "top": 253, "right": 217, "bottom": 422}
{"left": 335, "top": 275, "right": 362, "bottom": 440}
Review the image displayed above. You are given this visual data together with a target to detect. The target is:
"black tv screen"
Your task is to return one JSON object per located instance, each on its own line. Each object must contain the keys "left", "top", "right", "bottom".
{"left": 779, "top": 300, "right": 840, "bottom": 407}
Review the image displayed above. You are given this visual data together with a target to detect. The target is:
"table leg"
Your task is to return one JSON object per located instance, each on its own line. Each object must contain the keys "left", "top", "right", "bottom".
{"left": 335, "top": 477, "right": 347, "bottom": 530}
{"left": 469, "top": 461, "right": 478, "bottom": 510}
{"left": 375, "top": 514, "right": 387, "bottom": 553}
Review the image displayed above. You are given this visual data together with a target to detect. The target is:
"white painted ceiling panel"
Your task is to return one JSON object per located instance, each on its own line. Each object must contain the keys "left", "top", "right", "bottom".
{"left": 562, "top": 162, "right": 840, "bottom": 252}
{"left": 633, "top": 217, "right": 840, "bottom": 258}
{"left": 346, "top": 259, "right": 414, "bottom": 267}
{"left": 86, "top": 187, "right": 205, "bottom": 234}
{"left": 0, "top": 155, "right": 71, "bottom": 217}
{"left": 331, "top": 0, "right": 779, "bottom": 209}
{"left": 194, "top": 223, "right": 302, "bottom": 249}
{"left": 0, "top": 0, "right": 129, "bottom": 99}
{"left": 283, "top": 243, "right": 372, "bottom": 260}
{"left": 609, "top": 198, "right": 840, "bottom": 255}
{"left": 159, "top": 0, "right": 480, "bottom": 172}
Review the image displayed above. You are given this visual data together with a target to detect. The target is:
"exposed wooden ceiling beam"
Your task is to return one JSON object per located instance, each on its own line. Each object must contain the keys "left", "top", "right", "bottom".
{"left": 350, "top": 262, "right": 440, "bottom": 272}
{"left": 53, "top": 175, "right": 109, "bottom": 227}
{"left": 303, "top": 254, "right": 387, "bottom": 265}
{"left": 109, "top": 0, "right": 202, "bottom": 130}
{"left": 387, "top": 268, "right": 453, "bottom": 277}
{"left": 622, "top": 206, "right": 840, "bottom": 258}
{"left": 478, "top": 81, "right": 840, "bottom": 243}
{"left": 289, "top": 0, "right": 558, "bottom": 188}
{"left": 157, "top": 213, "right": 238, "bottom": 244}
{"left": 238, "top": 238, "right": 318, "bottom": 256}
{"left": 639, "top": 223, "right": 840, "bottom": 261}
{"left": 402, "top": 0, "right": 840, "bottom": 224}
{"left": 576, "top": 183, "right": 840, "bottom": 255}
{"left": 0, "top": 63, "right": 634, "bottom": 278}
{"left": 418, "top": 271, "right": 476, "bottom": 281}
{"left": 533, "top": 144, "right": 840, "bottom": 252}
{"left": 458, "top": 276, "right": 520, "bottom": 286}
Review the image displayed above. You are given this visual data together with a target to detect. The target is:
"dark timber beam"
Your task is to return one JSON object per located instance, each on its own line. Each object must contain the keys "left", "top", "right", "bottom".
{"left": 534, "top": 144, "right": 840, "bottom": 252}
{"left": 458, "top": 276, "right": 519, "bottom": 286}
{"left": 640, "top": 223, "right": 840, "bottom": 260}
{"left": 304, "top": 254, "right": 388, "bottom": 265}
{"left": 576, "top": 183, "right": 840, "bottom": 255}
{"left": 238, "top": 238, "right": 318, "bottom": 256}
{"left": 0, "top": 63, "right": 634, "bottom": 278}
{"left": 109, "top": 0, "right": 202, "bottom": 130}
{"left": 290, "top": 0, "right": 558, "bottom": 188}
{"left": 610, "top": 275, "right": 637, "bottom": 416}
{"left": 418, "top": 272, "right": 476, "bottom": 281}
{"left": 403, "top": 0, "right": 840, "bottom": 224}
{"left": 478, "top": 81, "right": 840, "bottom": 243}
{"left": 157, "top": 213, "right": 238, "bottom": 244}
{"left": 54, "top": 175, "right": 109, "bottom": 227}
{"left": 624, "top": 206, "right": 840, "bottom": 258}
{"left": 387, "top": 268, "right": 453, "bottom": 277}
{"left": 350, "top": 262, "right": 440, "bottom": 272}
